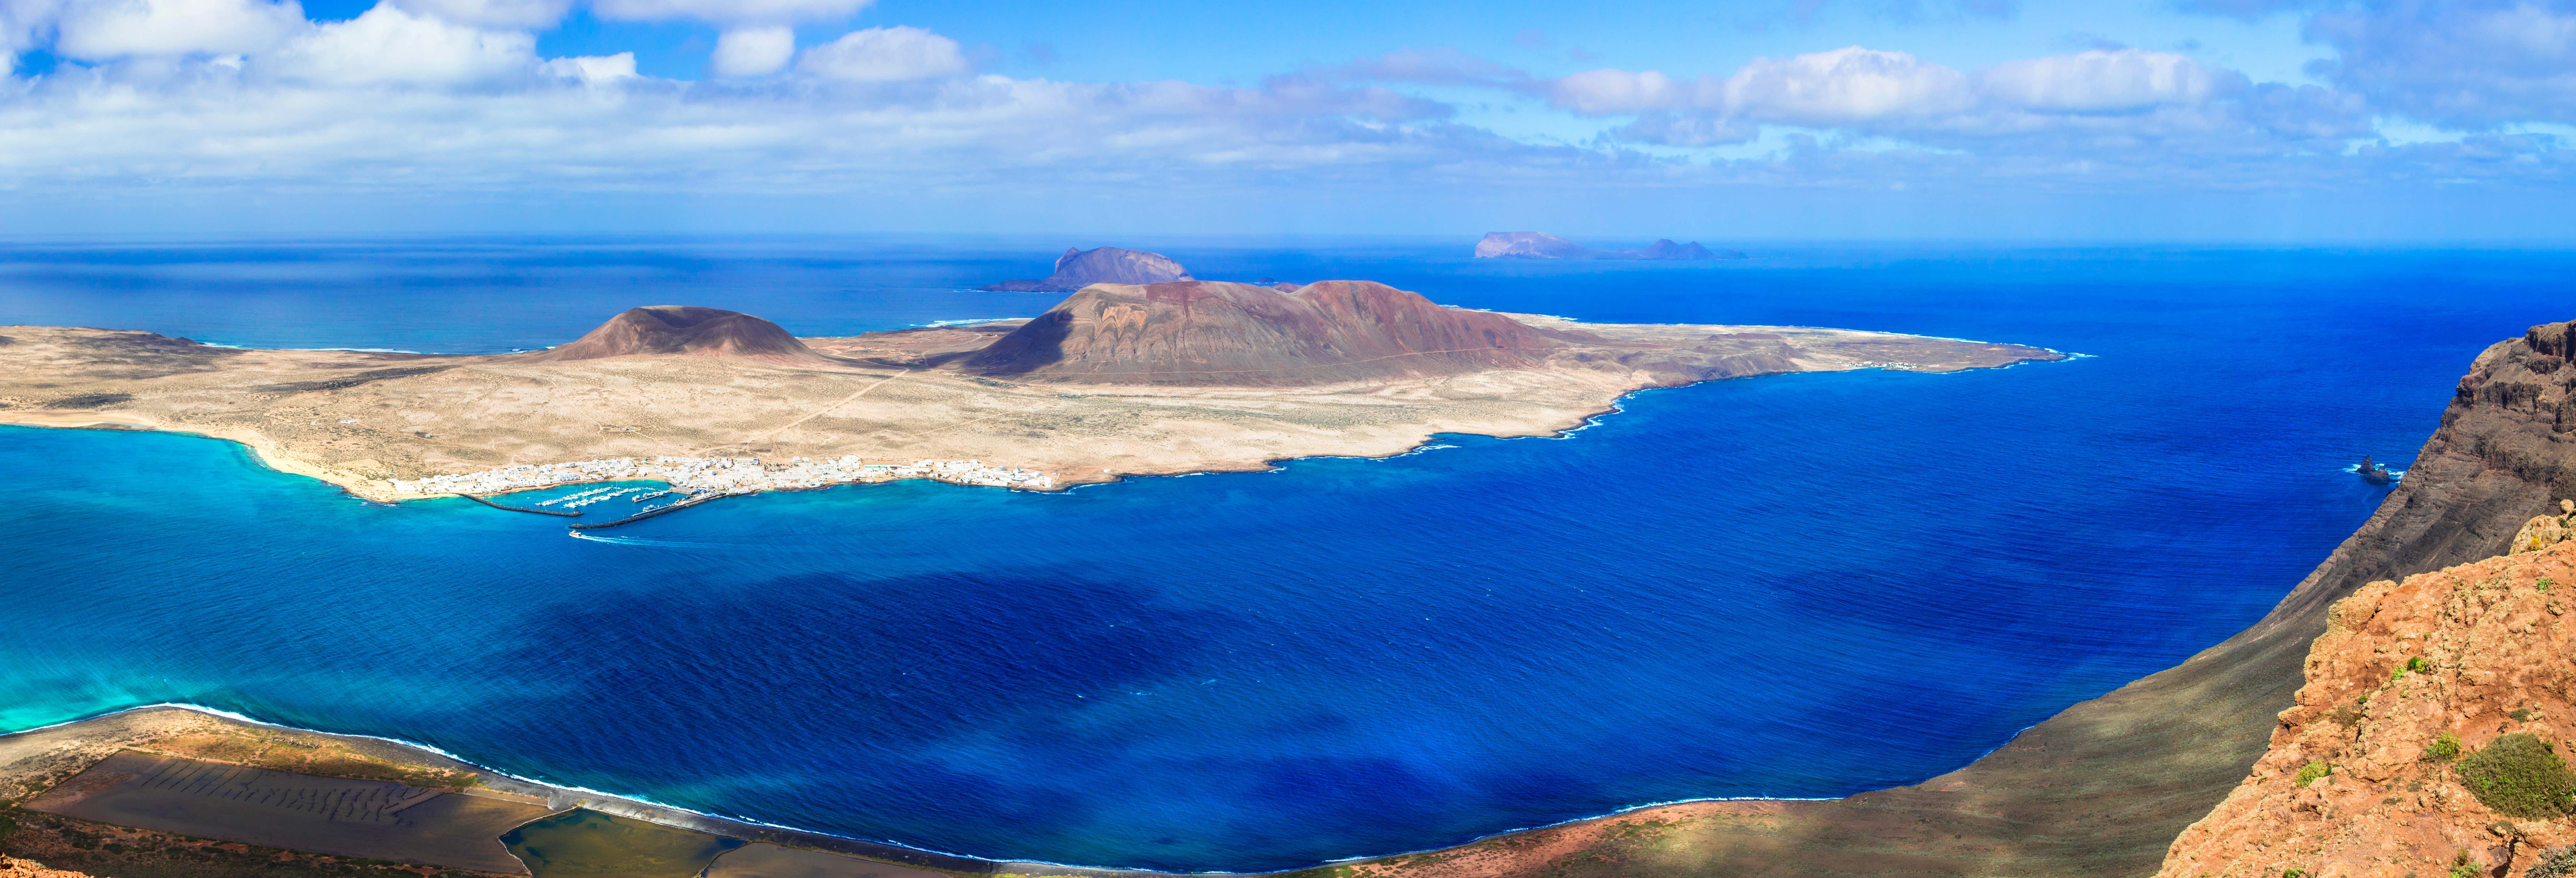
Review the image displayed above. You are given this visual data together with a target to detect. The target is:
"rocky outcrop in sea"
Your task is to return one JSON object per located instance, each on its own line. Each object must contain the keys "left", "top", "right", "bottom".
{"left": 980, "top": 246, "right": 1194, "bottom": 292}
{"left": 1472, "top": 231, "right": 1744, "bottom": 260}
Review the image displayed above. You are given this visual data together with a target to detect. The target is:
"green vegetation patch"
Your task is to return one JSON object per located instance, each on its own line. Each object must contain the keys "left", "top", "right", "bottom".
{"left": 2294, "top": 761, "right": 2332, "bottom": 787}
{"left": 502, "top": 809, "right": 744, "bottom": 878}
{"left": 2455, "top": 732, "right": 2576, "bottom": 818}
{"left": 2425, "top": 732, "right": 2464, "bottom": 762}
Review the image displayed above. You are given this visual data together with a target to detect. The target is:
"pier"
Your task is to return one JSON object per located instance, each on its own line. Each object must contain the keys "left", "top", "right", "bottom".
{"left": 567, "top": 492, "right": 730, "bottom": 530}
{"left": 462, "top": 494, "right": 582, "bottom": 517}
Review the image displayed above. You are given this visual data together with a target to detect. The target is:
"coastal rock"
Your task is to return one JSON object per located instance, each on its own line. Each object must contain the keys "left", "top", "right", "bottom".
{"left": 979, "top": 246, "right": 1193, "bottom": 292}
{"left": 1472, "top": 232, "right": 1741, "bottom": 260}
{"left": 2153, "top": 539, "right": 2576, "bottom": 877}
{"left": 521, "top": 306, "right": 841, "bottom": 366}
{"left": 958, "top": 280, "right": 1600, "bottom": 385}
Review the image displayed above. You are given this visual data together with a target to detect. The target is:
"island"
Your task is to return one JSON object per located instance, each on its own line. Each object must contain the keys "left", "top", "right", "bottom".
{"left": 0, "top": 279, "right": 2060, "bottom": 502}
{"left": 979, "top": 246, "right": 1194, "bottom": 292}
{"left": 1473, "top": 232, "right": 1746, "bottom": 260}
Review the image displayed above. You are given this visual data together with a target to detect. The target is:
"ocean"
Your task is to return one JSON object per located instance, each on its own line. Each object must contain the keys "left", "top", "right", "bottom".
{"left": 1, "top": 238, "right": 2567, "bottom": 871}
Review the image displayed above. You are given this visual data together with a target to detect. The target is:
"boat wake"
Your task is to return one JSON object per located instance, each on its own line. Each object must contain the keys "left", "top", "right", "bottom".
{"left": 567, "top": 532, "right": 833, "bottom": 552}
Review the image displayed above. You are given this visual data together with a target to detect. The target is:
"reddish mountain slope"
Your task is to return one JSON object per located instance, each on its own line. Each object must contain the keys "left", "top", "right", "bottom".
{"left": 520, "top": 306, "right": 839, "bottom": 365}
{"left": 959, "top": 280, "right": 1600, "bottom": 385}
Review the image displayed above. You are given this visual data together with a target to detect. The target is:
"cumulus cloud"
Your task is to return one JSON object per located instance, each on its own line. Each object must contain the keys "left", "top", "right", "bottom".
{"left": 590, "top": 0, "right": 869, "bottom": 25}
{"left": 539, "top": 50, "right": 632, "bottom": 83}
{"left": 54, "top": 0, "right": 305, "bottom": 59}
{"left": 385, "top": 0, "right": 571, "bottom": 29}
{"left": 0, "top": 0, "right": 2559, "bottom": 225}
{"left": 1551, "top": 43, "right": 2374, "bottom": 167}
{"left": 2306, "top": 0, "right": 2576, "bottom": 127}
{"left": 794, "top": 25, "right": 965, "bottom": 82}
{"left": 258, "top": 4, "right": 534, "bottom": 85}
{"left": 1548, "top": 48, "right": 1975, "bottom": 122}
{"left": 711, "top": 25, "right": 792, "bottom": 76}
{"left": 1978, "top": 49, "right": 2240, "bottom": 112}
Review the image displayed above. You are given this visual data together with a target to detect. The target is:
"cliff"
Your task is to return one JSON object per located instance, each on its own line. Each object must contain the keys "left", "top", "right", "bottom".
{"left": 519, "top": 306, "right": 842, "bottom": 366}
{"left": 1303, "top": 320, "right": 2576, "bottom": 878}
{"left": 2155, "top": 528, "right": 2576, "bottom": 878}
{"left": 957, "top": 280, "right": 1601, "bottom": 385}
{"left": 980, "top": 246, "right": 1194, "bottom": 292}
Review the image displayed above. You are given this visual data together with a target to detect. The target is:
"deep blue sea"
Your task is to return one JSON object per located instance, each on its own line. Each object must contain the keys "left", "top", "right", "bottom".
{"left": 2, "top": 238, "right": 2569, "bottom": 872}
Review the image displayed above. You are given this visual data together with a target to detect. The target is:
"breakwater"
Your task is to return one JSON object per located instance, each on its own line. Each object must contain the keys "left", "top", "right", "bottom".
{"left": 462, "top": 494, "right": 582, "bottom": 517}
{"left": 566, "top": 492, "right": 727, "bottom": 530}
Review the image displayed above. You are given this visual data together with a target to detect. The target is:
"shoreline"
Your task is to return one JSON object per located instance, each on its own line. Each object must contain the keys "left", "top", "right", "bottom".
{"left": 0, "top": 703, "right": 1880, "bottom": 877}
{"left": 0, "top": 345, "right": 2069, "bottom": 509}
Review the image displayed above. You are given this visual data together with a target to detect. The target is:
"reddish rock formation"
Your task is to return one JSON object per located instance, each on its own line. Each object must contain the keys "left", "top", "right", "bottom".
{"left": 959, "top": 280, "right": 1603, "bottom": 385}
{"left": 520, "top": 306, "right": 841, "bottom": 366}
{"left": 2156, "top": 538, "right": 2576, "bottom": 878}
{"left": 0, "top": 856, "right": 92, "bottom": 878}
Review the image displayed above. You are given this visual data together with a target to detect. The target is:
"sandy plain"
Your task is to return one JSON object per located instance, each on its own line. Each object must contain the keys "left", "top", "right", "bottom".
{"left": 0, "top": 315, "right": 2058, "bottom": 502}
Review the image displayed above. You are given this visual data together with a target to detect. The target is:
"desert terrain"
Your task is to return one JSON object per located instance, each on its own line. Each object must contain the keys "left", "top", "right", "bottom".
{"left": 0, "top": 280, "right": 2059, "bottom": 501}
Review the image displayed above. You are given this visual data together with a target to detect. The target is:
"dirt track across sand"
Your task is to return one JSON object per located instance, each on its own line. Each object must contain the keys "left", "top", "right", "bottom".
{"left": 25, "top": 752, "right": 549, "bottom": 874}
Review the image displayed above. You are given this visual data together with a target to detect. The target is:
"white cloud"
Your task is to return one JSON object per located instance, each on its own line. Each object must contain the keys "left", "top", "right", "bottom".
{"left": 541, "top": 51, "right": 634, "bottom": 83}
{"left": 1725, "top": 46, "right": 1976, "bottom": 124}
{"left": 386, "top": 0, "right": 571, "bottom": 29}
{"left": 1549, "top": 47, "right": 1974, "bottom": 124}
{"left": 710, "top": 26, "right": 792, "bottom": 77}
{"left": 54, "top": 0, "right": 306, "bottom": 59}
{"left": 2308, "top": 0, "right": 2576, "bottom": 128}
{"left": 1978, "top": 49, "right": 2240, "bottom": 113}
{"left": 589, "top": 0, "right": 869, "bottom": 25}
{"left": 794, "top": 25, "right": 965, "bottom": 82}
{"left": 258, "top": 4, "right": 535, "bottom": 85}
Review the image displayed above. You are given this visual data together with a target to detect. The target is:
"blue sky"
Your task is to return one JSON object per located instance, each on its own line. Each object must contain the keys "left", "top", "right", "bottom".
{"left": 4, "top": 0, "right": 2574, "bottom": 239}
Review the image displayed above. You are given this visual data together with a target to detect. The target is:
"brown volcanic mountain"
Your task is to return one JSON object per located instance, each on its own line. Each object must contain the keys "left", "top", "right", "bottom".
{"left": 521, "top": 306, "right": 839, "bottom": 365}
{"left": 958, "top": 280, "right": 1603, "bottom": 385}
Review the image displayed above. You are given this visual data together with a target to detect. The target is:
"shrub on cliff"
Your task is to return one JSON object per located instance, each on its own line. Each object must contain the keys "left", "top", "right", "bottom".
{"left": 2525, "top": 845, "right": 2576, "bottom": 878}
{"left": 2425, "top": 732, "right": 2463, "bottom": 762}
{"left": 2455, "top": 732, "right": 2576, "bottom": 818}
{"left": 2294, "top": 761, "right": 2332, "bottom": 787}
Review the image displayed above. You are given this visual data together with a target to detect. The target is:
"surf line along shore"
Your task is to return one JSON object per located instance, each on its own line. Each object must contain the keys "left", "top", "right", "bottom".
{"left": 0, "top": 285, "right": 2067, "bottom": 506}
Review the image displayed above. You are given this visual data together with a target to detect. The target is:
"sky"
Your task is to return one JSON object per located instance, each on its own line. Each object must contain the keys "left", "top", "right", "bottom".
{"left": 2, "top": 0, "right": 2574, "bottom": 239}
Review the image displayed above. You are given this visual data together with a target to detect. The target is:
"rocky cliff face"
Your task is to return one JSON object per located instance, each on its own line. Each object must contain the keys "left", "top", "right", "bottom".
{"left": 980, "top": 246, "right": 1194, "bottom": 292}
{"left": 2157, "top": 534, "right": 2576, "bottom": 878}
{"left": 521, "top": 306, "right": 840, "bottom": 366}
{"left": 958, "top": 280, "right": 1598, "bottom": 385}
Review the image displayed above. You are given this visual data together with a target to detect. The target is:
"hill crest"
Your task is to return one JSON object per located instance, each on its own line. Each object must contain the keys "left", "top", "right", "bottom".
{"left": 958, "top": 280, "right": 1599, "bottom": 385}
{"left": 521, "top": 306, "right": 838, "bottom": 365}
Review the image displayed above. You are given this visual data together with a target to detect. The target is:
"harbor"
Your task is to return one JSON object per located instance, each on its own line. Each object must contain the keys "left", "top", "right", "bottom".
{"left": 567, "top": 491, "right": 732, "bottom": 530}
{"left": 392, "top": 455, "right": 1056, "bottom": 497}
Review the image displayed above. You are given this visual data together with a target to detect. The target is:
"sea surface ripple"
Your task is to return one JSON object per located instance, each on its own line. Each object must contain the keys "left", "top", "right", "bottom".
{"left": 2, "top": 238, "right": 2569, "bottom": 871}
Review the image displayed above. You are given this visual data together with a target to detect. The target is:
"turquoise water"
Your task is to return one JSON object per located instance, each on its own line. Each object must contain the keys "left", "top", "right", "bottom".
{"left": 2, "top": 239, "right": 2569, "bottom": 871}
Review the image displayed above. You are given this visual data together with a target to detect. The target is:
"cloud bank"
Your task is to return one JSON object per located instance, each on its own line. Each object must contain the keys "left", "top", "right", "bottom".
{"left": 0, "top": 0, "right": 2570, "bottom": 234}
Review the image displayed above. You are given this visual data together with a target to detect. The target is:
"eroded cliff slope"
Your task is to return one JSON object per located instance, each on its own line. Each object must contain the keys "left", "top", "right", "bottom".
{"left": 1298, "top": 320, "right": 2576, "bottom": 878}
{"left": 2157, "top": 517, "right": 2576, "bottom": 878}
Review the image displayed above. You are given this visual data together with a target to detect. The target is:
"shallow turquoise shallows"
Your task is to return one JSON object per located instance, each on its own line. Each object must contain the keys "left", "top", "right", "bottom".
{"left": 3, "top": 239, "right": 2568, "bottom": 871}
